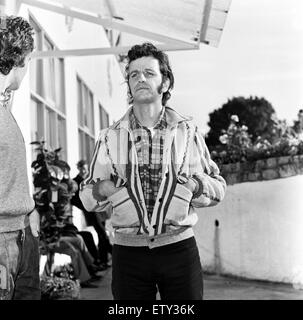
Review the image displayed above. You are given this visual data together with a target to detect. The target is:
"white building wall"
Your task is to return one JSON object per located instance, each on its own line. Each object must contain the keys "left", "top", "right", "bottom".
{"left": 194, "top": 175, "right": 303, "bottom": 286}
{"left": 11, "top": 4, "right": 127, "bottom": 184}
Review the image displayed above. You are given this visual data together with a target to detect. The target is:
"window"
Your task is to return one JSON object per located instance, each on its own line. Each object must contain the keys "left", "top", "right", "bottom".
{"left": 30, "top": 97, "right": 44, "bottom": 142}
{"left": 77, "top": 76, "right": 95, "bottom": 162}
{"left": 99, "top": 103, "right": 110, "bottom": 130}
{"left": 29, "top": 16, "right": 67, "bottom": 161}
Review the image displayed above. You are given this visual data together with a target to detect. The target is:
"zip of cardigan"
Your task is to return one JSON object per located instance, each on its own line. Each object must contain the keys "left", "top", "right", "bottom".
{"left": 107, "top": 124, "right": 184, "bottom": 237}
{"left": 151, "top": 123, "right": 191, "bottom": 236}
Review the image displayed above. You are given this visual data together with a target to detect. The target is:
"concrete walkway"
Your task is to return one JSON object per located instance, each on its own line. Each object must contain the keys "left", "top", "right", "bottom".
{"left": 80, "top": 268, "right": 303, "bottom": 300}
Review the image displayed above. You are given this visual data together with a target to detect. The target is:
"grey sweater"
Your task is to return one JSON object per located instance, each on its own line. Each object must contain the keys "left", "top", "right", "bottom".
{"left": 0, "top": 103, "right": 34, "bottom": 232}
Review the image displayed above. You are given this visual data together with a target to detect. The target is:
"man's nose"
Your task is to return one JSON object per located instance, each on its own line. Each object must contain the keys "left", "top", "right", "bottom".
{"left": 137, "top": 72, "right": 146, "bottom": 82}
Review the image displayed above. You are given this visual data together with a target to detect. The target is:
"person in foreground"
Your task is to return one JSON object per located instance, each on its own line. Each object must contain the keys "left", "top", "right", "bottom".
{"left": 80, "top": 42, "right": 226, "bottom": 300}
{"left": 0, "top": 15, "right": 40, "bottom": 300}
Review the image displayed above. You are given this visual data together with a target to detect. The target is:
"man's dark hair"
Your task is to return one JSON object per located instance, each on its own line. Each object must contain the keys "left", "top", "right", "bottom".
{"left": 0, "top": 16, "right": 34, "bottom": 76}
{"left": 125, "top": 42, "right": 174, "bottom": 106}
{"left": 77, "top": 159, "right": 87, "bottom": 168}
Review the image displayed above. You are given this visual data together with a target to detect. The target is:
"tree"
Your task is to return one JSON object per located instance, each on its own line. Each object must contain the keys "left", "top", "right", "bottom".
{"left": 206, "top": 96, "right": 276, "bottom": 147}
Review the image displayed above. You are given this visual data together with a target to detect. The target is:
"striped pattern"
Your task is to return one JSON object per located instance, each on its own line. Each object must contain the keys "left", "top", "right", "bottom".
{"left": 126, "top": 135, "right": 152, "bottom": 235}
{"left": 129, "top": 108, "right": 167, "bottom": 221}
{"left": 151, "top": 145, "right": 178, "bottom": 235}
{"left": 83, "top": 132, "right": 104, "bottom": 187}
{"left": 79, "top": 106, "right": 226, "bottom": 237}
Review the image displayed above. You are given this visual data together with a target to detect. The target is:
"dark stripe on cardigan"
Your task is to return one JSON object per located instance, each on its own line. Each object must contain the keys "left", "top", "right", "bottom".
{"left": 154, "top": 165, "right": 171, "bottom": 235}
{"left": 153, "top": 139, "right": 178, "bottom": 235}
{"left": 160, "top": 151, "right": 178, "bottom": 234}
{"left": 125, "top": 135, "right": 148, "bottom": 234}
{"left": 133, "top": 165, "right": 149, "bottom": 234}
{"left": 84, "top": 138, "right": 102, "bottom": 185}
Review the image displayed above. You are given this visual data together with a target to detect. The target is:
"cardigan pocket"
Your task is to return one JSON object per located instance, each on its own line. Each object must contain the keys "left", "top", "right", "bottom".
{"left": 107, "top": 187, "right": 139, "bottom": 228}
{"left": 164, "top": 183, "right": 193, "bottom": 225}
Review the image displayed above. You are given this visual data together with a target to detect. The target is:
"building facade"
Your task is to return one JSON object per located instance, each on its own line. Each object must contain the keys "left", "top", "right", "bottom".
{"left": 5, "top": 2, "right": 127, "bottom": 184}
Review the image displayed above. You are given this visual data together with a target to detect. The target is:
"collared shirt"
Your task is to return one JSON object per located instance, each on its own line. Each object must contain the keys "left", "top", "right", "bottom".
{"left": 129, "top": 107, "right": 167, "bottom": 221}
{"left": 80, "top": 106, "right": 227, "bottom": 242}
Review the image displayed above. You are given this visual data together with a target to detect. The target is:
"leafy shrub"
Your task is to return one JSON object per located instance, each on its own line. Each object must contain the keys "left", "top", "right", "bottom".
{"left": 211, "top": 114, "right": 303, "bottom": 165}
{"left": 31, "top": 140, "right": 77, "bottom": 255}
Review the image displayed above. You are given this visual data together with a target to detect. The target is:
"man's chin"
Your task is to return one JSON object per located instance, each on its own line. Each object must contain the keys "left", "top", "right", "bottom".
{"left": 133, "top": 96, "right": 155, "bottom": 104}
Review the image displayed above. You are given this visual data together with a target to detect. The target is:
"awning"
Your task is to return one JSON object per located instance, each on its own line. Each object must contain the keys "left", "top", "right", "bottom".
{"left": 17, "top": 0, "right": 232, "bottom": 58}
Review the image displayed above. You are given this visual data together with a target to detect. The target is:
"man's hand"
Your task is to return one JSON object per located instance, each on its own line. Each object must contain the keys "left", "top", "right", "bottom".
{"left": 98, "top": 180, "right": 123, "bottom": 198}
{"left": 29, "top": 209, "right": 40, "bottom": 237}
{"left": 183, "top": 178, "right": 198, "bottom": 194}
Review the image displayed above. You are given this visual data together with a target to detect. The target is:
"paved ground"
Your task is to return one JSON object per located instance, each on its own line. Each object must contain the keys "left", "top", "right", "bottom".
{"left": 80, "top": 268, "right": 303, "bottom": 300}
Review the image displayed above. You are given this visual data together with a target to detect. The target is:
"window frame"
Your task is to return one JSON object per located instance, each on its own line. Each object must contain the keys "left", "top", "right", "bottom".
{"left": 77, "top": 75, "right": 96, "bottom": 162}
{"left": 29, "top": 14, "right": 67, "bottom": 161}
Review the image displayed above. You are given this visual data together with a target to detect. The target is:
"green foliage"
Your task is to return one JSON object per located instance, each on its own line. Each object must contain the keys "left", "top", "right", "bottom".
{"left": 206, "top": 96, "right": 276, "bottom": 147}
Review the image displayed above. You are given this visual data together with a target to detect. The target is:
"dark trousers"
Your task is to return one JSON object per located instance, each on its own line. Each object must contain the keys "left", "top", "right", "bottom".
{"left": 84, "top": 212, "right": 112, "bottom": 264}
{"left": 112, "top": 236, "right": 203, "bottom": 300}
{"left": 79, "top": 231, "right": 99, "bottom": 262}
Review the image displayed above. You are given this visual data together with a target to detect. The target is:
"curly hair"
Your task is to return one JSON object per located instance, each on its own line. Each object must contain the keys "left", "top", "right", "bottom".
{"left": 125, "top": 42, "right": 174, "bottom": 106}
{"left": 0, "top": 16, "right": 34, "bottom": 76}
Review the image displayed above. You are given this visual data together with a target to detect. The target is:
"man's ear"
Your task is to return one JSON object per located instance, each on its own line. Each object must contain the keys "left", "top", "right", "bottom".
{"left": 162, "top": 78, "right": 170, "bottom": 93}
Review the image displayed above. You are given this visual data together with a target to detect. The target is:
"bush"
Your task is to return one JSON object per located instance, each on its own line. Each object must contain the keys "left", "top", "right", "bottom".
{"left": 211, "top": 114, "right": 303, "bottom": 165}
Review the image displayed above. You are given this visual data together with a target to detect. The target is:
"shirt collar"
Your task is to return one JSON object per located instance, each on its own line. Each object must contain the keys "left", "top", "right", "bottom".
{"left": 129, "top": 107, "right": 167, "bottom": 131}
{"left": 112, "top": 105, "right": 192, "bottom": 130}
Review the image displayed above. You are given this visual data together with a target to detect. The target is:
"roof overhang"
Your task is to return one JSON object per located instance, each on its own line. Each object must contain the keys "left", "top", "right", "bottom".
{"left": 16, "top": 0, "right": 232, "bottom": 59}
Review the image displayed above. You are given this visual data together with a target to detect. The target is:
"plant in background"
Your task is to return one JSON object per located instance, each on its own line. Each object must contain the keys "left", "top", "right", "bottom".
{"left": 206, "top": 96, "right": 276, "bottom": 147}
{"left": 213, "top": 115, "right": 253, "bottom": 163}
{"left": 270, "top": 115, "right": 301, "bottom": 157}
{"left": 40, "top": 274, "right": 80, "bottom": 300}
{"left": 210, "top": 112, "right": 303, "bottom": 165}
{"left": 246, "top": 136, "right": 273, "bottom": 161}
{"left": 31, "top": 140, "right": 76, "bottom": 256}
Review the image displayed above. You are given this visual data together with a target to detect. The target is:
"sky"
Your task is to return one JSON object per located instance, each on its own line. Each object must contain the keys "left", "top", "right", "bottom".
{"left": 168, "top": 0, "right": 303, "bottom": 133}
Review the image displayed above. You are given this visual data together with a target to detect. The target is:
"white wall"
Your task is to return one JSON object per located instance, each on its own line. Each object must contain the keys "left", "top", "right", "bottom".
{"left": 194, "top": 174, "right": 303, "bottom": 286}
{"left": 11, "top": 4, "right": 127, "bottom": 184}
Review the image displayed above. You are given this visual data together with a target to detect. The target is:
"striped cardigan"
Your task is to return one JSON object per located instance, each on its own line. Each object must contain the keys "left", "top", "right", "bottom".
{"left": 80, "top": 106, "right": 226, "bottom": 247}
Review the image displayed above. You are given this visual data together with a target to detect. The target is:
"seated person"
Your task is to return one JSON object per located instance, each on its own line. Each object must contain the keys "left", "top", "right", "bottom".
{"left": 51, "top": 161, "right": 103, "bottom": 288}
{"left": 71, "top": 160, "right": 112, "bottom": 269}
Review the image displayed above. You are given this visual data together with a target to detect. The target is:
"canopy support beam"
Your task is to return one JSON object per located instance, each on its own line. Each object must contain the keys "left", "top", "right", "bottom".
{"left": 21, "top": 0, "right": 198, "bottom": 48}
{"left": 31, "top": 44, "right": 198, "bottom": 59}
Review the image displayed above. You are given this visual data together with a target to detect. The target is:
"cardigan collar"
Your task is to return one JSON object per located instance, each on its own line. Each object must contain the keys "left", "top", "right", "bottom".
{"left": 112, "top": 105, "right": 192, "bottom": 131}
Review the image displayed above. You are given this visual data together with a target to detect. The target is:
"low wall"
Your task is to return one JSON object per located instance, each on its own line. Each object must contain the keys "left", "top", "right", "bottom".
{"left": 194, "top": 156, "right": 303, "bottom": 286}
{"left": 219, "top": 154, "right": 303, "bottom": 185}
